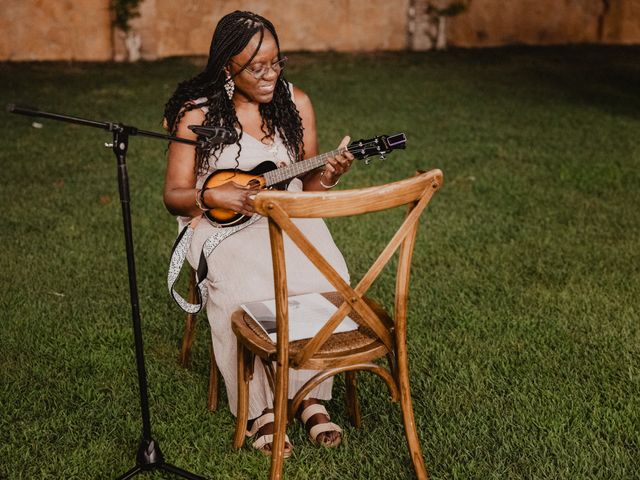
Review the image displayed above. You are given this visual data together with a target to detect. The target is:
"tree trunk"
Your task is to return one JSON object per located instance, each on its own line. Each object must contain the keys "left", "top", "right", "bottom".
{"left": 125, "top": 30, "right": 142, "bottom": 62}
{"left": 597, "top": 0, "right": 611, "bottom": 41}
{"left": 436, "top": 16, "right": 447, "bottom": 50}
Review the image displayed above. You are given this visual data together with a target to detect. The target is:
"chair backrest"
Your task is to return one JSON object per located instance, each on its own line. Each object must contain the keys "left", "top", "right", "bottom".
{"left": 253, "top": 169, "right": 443, "bottom": 367}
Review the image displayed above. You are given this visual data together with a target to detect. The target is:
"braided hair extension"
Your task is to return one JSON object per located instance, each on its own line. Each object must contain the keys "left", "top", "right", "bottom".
{"left": 163, "top": 11, "right": 304, "bottom": 175}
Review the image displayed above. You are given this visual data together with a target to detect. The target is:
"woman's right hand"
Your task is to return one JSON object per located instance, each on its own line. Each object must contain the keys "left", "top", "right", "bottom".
{"left": 203, "top": 181, "right": 259, "bottom": 217}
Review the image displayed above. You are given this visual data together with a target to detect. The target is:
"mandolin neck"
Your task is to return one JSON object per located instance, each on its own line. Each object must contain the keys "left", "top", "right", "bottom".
{"left": 262, "top": 147, "right": 346, "bottom": 187}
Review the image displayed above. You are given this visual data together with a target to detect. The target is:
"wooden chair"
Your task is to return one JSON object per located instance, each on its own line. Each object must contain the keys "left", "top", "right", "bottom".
{"left": 178, "top": 267, "right": 219, "bottom": 412}
{"left": 230, "top": 169, "right": 443, "bottom": 480}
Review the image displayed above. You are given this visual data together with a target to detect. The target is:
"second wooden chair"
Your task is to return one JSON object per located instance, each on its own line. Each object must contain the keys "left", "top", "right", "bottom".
{"left": 178, "top": 267, "right": 219, "bottom": 412}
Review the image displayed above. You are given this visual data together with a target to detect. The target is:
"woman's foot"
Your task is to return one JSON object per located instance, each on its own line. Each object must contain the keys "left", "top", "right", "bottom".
{"left": 246, "top": 408, "right": 293, "bottom": 458}
{"left": 297, "top": 399, "right": 342, "bottom": 447}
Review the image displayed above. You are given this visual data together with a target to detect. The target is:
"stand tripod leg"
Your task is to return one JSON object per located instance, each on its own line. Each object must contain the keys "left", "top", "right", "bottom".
{"left": 115, "top": 463, "right": 206, "bottom": 480}
{"left": 115, "top": 465, "right": 142, "bottom": 480}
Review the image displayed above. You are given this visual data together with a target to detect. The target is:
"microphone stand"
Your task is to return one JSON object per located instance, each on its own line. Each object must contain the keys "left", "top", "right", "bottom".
{"left": 8, "top": 104, "right": 218, "bottom": 480}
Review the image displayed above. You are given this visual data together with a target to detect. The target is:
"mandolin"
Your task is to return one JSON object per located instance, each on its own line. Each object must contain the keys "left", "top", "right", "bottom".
{"left": 202, "top": 133, "right": 407, "bottom": 227}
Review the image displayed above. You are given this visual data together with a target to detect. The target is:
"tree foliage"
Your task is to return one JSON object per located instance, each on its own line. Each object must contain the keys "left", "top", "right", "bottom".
{"left": 110, "top": 0, "right": 141, "bottom": 32}
{"left": 426, "top": 0, "right": 470, "bottom": 17}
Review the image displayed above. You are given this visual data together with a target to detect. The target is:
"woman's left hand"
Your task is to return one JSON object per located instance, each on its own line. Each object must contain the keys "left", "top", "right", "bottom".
{"left": 322, "top": 136, "right": 354, "bottom": 185}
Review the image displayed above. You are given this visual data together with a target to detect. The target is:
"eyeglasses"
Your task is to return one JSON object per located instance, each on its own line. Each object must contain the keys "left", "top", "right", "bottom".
{"left": 230, "top": 56, "right": 288, "bottom": 80}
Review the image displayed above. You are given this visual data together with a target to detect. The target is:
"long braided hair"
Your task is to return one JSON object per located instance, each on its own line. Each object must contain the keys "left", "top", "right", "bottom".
{"left": 163, "top": 11, "right": 304, "bottom": 175}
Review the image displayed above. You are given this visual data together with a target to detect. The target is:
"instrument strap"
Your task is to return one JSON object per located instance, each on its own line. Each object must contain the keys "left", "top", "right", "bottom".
{"left": 167, "top": 215, "right": 262, "bottom": 314}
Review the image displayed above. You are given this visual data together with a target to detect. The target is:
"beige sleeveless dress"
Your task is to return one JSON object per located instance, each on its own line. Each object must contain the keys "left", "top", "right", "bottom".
{"left": 184, "top": 91, "right": 349, "bottom": 420}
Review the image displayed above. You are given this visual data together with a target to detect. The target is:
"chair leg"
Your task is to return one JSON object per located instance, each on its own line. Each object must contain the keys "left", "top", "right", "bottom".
{"left": 178, "top": 269, "right": 198, "bottom": 367}
{"left": 207, "top": 341, "right": 218, "bottom": 412}
{"left": 233, "top": 340, "right": 251, "bottom": 450}
{"left": 269, "top": 361, "right": 289, "bottom": 480}
{"left": 387, "top": 353, "right": 398, "bottom": 381}
{"left": 345, "top": 371, "right": 362, "bottom": 428}
{"left": 396, "top": 349, "right": 429, "bottom": 480}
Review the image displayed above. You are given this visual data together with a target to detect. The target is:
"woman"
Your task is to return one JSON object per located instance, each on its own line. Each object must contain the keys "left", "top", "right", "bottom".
{"left": 163, "top": 11, "right": 354, "bottom": 456}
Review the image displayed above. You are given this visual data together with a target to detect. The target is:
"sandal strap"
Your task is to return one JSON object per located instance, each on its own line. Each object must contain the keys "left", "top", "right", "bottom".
{"left": 309, "top": 422, "right": 342, "bottom": 442}
{"left": 246, "top": 412, "right": 275, "bottom": 437}
{"left": 300, "top": 403, "right": 330, "bottom": 424}
{"left": 251, "top": 433, "right": 291, "bottom": 450}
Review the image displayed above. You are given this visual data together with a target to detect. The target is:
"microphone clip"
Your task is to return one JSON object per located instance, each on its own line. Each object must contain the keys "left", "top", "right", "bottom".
{"left": 188, "top": 125, "right": 237, "bottom": 145}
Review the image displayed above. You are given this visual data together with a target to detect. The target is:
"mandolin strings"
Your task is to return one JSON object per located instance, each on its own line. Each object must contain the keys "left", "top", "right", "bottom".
{"left": 264, "top": 141, "right": 383, "bottom": 187}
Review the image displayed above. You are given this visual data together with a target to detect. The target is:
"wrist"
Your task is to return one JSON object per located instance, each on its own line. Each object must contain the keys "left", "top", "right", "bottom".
{"left": 203, "top": 188, "right": 217, "bottom": 209}
{"left": 195, "top": 187, "right": 213, "bottom": 211}
{"left": 319, "top": 170, "right": 340, "bottom": 189}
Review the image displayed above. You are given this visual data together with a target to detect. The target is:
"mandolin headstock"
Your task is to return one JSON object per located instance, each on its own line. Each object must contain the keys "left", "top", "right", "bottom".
{"left": 348, "top": 133, "right": 407, "bottom": 163}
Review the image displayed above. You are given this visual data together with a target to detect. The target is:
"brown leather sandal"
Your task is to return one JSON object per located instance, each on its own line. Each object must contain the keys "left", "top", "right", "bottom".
{"left": 298, "top": 403, "right": 342, "bottom": 447}
{"left": 246, "top": 411, "right": 293, "bottom": 458}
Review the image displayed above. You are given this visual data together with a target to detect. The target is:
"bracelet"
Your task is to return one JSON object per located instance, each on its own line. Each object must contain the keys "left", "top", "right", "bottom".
{"left": 195, "top": 188, "right": 210, "bottom": 211}
{"left": 319, "top": 171, "right": 340, "bottom": 189}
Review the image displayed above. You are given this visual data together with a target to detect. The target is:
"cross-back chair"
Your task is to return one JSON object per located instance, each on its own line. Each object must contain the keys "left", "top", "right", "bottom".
{"left": 178, "top": 267, "right": 219, "bottom": 412}
{"left": 230, "top": 169, "right": 443, "bottom": 480}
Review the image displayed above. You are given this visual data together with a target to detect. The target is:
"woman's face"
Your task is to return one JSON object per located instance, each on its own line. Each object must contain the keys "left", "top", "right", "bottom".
{"left": 227, "top": 30, "right": 281, "bottom": 104}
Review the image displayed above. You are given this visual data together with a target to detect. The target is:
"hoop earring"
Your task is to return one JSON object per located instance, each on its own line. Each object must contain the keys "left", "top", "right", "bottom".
{"left": 224, "top": 73, "right": 235, "bottom": 100}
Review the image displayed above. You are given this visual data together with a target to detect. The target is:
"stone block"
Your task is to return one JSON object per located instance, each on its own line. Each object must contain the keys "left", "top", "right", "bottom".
{"left": 1, "top": 0, "right": 112, "bottom": 61}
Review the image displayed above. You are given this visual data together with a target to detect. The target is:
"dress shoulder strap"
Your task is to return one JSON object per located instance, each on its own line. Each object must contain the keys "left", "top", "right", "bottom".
{"left": 192, "top": 96, "right": 209, "bottom": 114}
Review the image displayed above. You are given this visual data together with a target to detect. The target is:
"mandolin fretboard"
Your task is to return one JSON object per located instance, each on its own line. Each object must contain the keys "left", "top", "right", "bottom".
{"left": 262, "top": 148, "right": 346, "bottom": 187}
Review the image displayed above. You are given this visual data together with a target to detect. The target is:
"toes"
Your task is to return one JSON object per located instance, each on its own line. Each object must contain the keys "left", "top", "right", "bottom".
{"left": 326, "top": 431, "right": 339, "bottom": 444}
{"left": 317, "top": 430, "right": 340, "bottom": 445}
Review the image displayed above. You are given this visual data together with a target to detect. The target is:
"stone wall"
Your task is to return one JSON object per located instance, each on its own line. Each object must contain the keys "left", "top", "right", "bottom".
{"left": 2, "top": 0, "right": 410, "bottom": 61}
{"left": 1, "top": 0, "right": 639, "bottom": 62}
{"left": 443, "top": 0, "right": 640, "bottom": 47}
{"left": 1, "top": 0, "right": 113, "bottom": 61}
{"left": 144, "top": 0, "right": 410, "bottom": 59}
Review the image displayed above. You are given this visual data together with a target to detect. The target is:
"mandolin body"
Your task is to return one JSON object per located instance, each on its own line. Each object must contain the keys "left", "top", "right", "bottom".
{"left": 202, "top": 161, "right": 285, "bottom": 226}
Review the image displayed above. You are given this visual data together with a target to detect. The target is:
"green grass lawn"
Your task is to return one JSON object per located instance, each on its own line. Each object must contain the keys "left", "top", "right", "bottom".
{"left": 1, "top": 46, "right": 639, "bottom": 479}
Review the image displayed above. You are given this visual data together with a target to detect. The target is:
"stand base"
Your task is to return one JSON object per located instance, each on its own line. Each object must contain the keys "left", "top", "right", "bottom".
{"left": 115, "top": 438, "right": 206, "bottom": 480}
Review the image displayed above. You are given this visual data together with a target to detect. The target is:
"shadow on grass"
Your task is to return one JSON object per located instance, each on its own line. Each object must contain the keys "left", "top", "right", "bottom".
{"left": 498, "top": 45, "right": 640, "bottom": 120}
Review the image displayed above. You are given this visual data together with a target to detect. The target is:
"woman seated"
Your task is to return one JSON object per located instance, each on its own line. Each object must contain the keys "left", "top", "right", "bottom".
{"left": 162, "top": 11, "right": 354, "bottom": 456}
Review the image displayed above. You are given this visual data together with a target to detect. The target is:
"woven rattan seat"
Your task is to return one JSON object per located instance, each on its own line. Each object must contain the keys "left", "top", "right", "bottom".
{"left": 232, "top": 292, "right": 393, "bottom": 369}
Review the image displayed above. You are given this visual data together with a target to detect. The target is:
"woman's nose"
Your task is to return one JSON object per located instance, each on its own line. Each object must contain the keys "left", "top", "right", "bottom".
{"left": 262, "top": 65, "right": 279, "bottom": 81}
